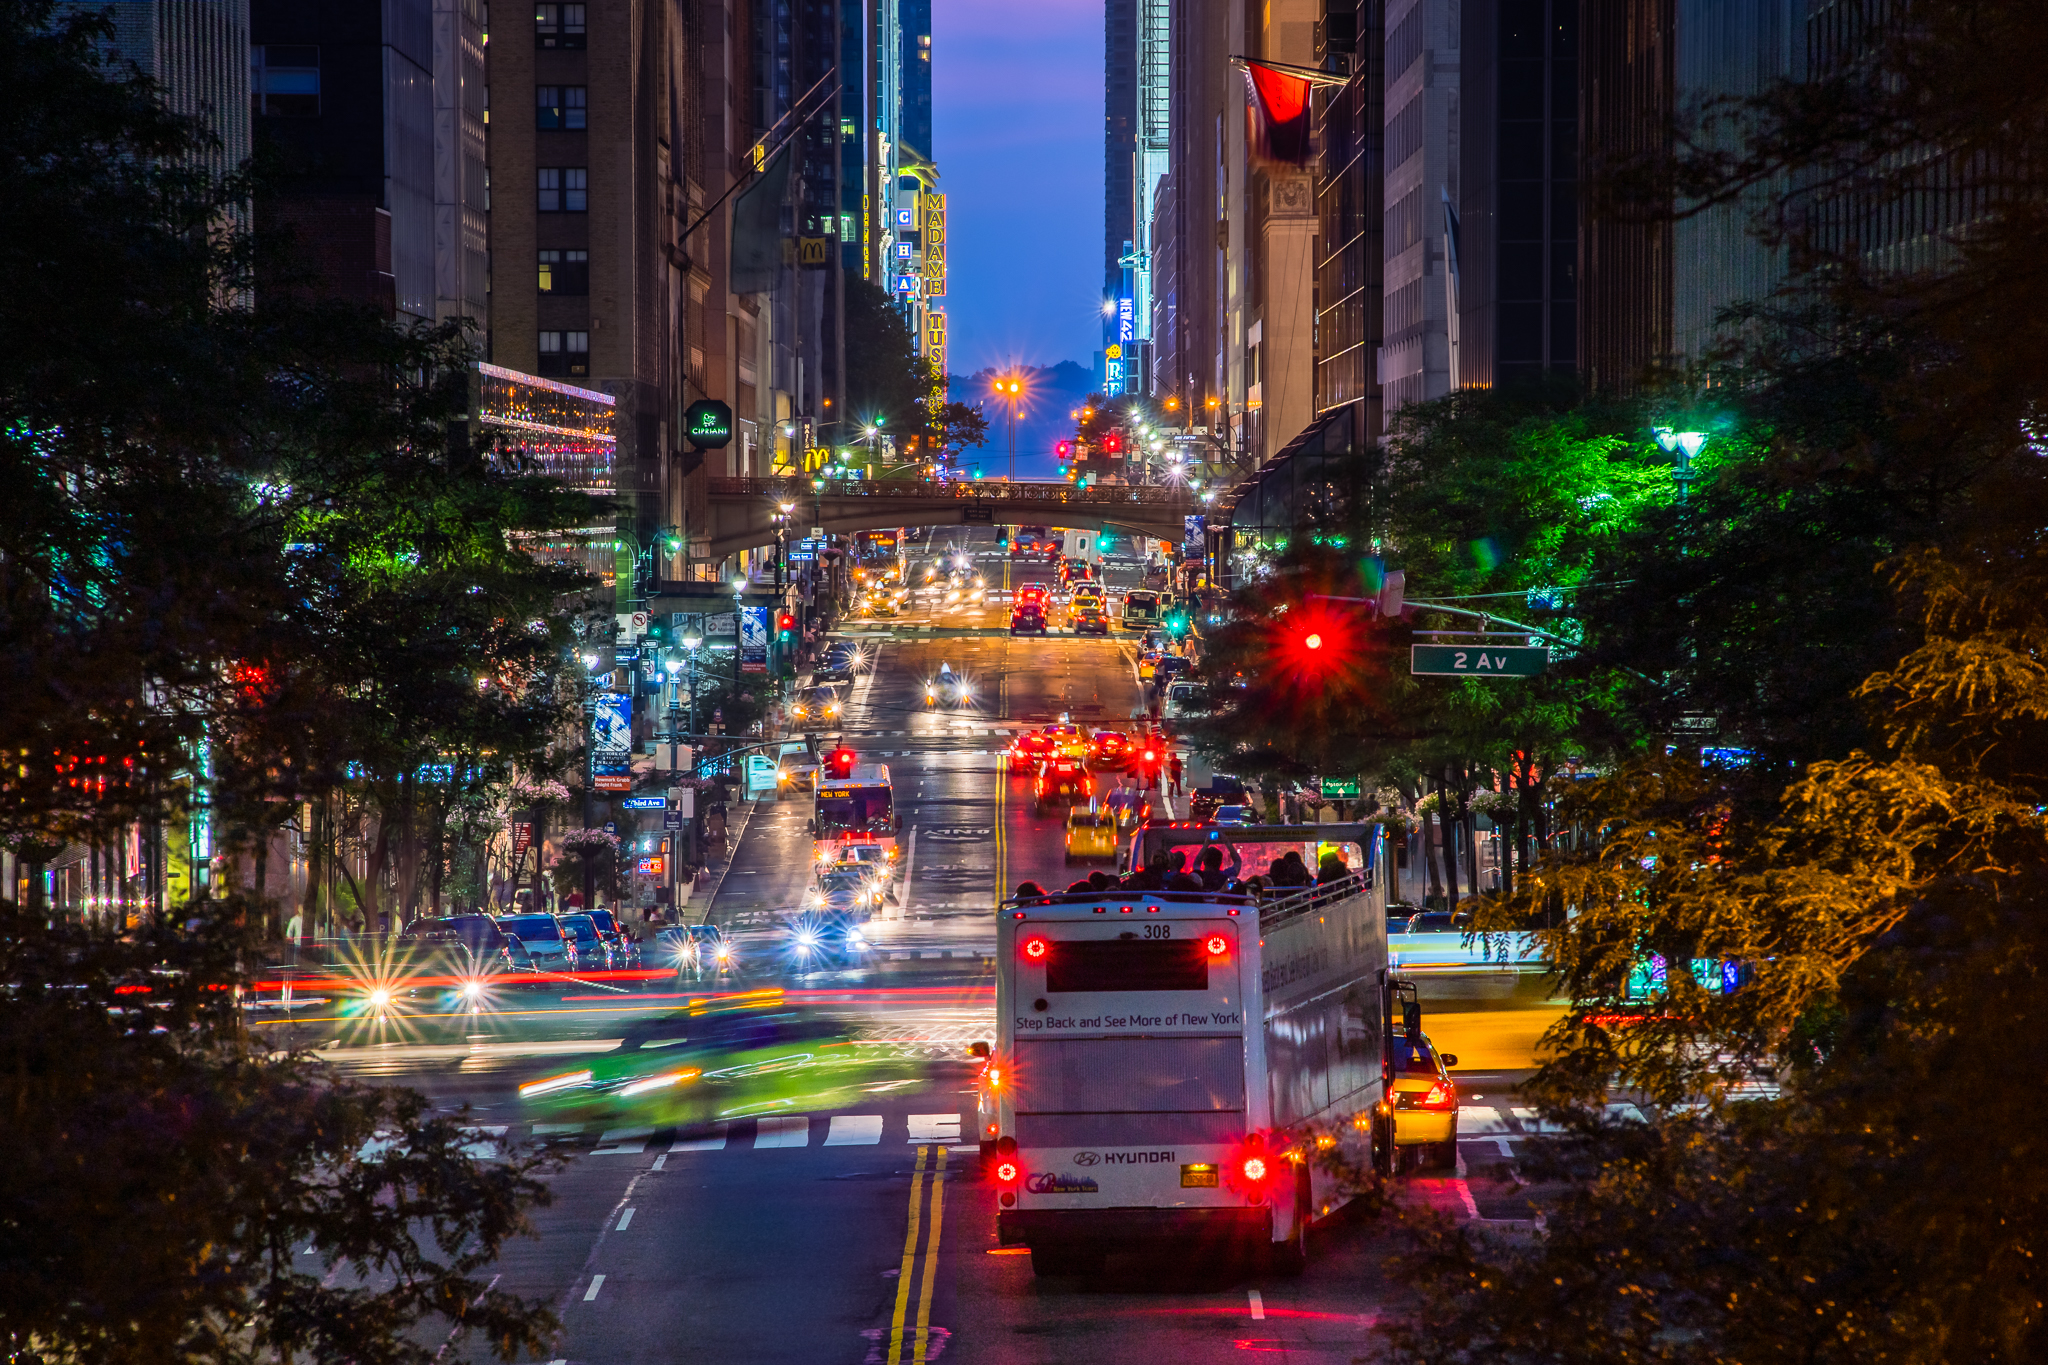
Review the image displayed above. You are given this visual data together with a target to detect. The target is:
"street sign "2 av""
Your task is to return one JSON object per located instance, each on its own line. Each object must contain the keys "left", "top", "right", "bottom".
{"left": 1411, "top": 644, "right": 1548, "bottom": 678}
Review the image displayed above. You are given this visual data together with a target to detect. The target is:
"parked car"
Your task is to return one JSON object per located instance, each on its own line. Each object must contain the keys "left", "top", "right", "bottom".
{"left": 500, "top": 913, "right": 578, "bottom": 973}
{"left": 558, "top": 913, "right": 616, "bottom": 970}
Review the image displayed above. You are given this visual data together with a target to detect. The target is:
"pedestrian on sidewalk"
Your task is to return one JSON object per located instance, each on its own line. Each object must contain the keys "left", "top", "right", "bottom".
{"left": 1167, "top": 752, "right": 1183, "bottom": 796}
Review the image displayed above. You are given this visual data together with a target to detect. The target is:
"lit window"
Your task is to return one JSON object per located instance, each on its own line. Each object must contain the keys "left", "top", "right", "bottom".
{"left": 536, "top": 3, "right": 587, "bottom": 49}
{"left": 538, "top": 249, "right": 589, "bottom": 294}
{"left": 252, "top": 46, "right": 319, "bottom": 117}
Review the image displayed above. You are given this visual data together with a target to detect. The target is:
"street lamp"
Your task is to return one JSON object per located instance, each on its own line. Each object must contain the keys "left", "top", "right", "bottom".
{"left": 993, "top": 374, "right": 1026, "bottom": 482}
{"left": 1653, "top": 427, "right": 1710, "bottom": 500}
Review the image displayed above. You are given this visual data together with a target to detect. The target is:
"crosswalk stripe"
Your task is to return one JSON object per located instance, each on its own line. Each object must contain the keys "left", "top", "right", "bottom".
{"left": 592, "top": 1125, "right": 652, "bottom": 1154}
{"left": 669, "top": 1128, "right": 727, "bottom": 1152}
{"left": 755, "top": 1115, "right": 811, "bottom": 1148}
{"left": 907, "top": 1113, "right": 962, "bottom": 1144}
{"left": 1458, "top": 1105, "right": 1513, "bottom": 1134}
{"left": 824, "top": 1114, "right": 884, "bottom": 1146}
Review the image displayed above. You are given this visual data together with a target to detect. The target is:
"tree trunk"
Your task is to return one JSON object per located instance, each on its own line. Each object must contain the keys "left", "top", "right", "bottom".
{"left": 252, "top": 823, "right": 272, "bottom": 938}
{"left": 1438, "top": 769, "right": 1461, "bottom": 907}
{"left": 362, "top": 808, "right": 392, "bottom": 936}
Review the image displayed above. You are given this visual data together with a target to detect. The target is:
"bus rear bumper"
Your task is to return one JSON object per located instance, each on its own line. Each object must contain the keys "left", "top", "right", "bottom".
{"left": 998, "top": 1206, "right": 1273, "bottom": 1248}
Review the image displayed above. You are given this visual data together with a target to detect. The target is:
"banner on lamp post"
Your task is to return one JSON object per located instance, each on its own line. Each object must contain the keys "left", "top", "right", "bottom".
{"left": 740, "top": 606, "right": 769, "bottom": 673}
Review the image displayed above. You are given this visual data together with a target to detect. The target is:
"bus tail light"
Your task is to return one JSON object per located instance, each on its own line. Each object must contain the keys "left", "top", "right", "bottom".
{"left": 1021, "top": 937, "right": 1049, "bottom": 961}
{"left": 1205, "top": 935, "right": 1230, "bottom": 956}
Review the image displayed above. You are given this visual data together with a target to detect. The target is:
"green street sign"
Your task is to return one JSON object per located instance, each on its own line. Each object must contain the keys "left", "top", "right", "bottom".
{"left": 684, "top": 399, "right": 734, "bottom": 449}
{"left": 1319, "top": 778, "right": 1361, "bottom": 798}
{"left": 1411, "top": 643, "right": 1548, "bottom": 678}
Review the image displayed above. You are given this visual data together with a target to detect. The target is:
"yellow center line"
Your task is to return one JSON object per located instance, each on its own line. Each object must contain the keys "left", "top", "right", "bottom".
{"left": 913, "top": 1145, "right": 949, "bottom": 1363}
{"left": 887, "top": 1145, "right": 931, "bottom": 1365}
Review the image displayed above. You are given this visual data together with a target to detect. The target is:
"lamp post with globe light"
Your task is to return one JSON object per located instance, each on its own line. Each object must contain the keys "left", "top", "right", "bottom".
{"left": 1653, "top": 427, "right": 1709, "bottom": 501}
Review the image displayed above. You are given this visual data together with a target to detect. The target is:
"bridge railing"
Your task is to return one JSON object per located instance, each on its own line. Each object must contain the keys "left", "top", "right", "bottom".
{"left": 706, "top": 477, "right": 1193, "bottom": 508}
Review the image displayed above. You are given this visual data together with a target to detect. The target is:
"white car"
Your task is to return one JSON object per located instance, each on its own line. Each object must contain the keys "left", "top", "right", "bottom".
{"left": 1162, "top": 680, "right": 1203, "bottom": 720}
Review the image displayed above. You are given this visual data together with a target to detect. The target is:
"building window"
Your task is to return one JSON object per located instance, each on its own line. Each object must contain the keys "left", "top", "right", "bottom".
{"left": 536, "top": 85, "right": 586, "bottom": 130}
{"left": 538, "top": 168, "right": 586, "bottom": 212}
{"left": 539, "top": 330, "right": 590, "bottom": 377}
{"left": 536, "top": 3, "right": 587, "bottom": 49}
{"left": 538, "top": 249, "right": 589, "bottom": 294}
{"left": 251, "top": 46, "right": 319, "bottom": 117}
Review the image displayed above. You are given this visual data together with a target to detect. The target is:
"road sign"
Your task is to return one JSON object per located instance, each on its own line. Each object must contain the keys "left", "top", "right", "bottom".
{"left": 619, "top": 796, "right": 665, "bottom": 810}
{"left": 1411, "top": 644, "right": 1548, "bottom": 678}
{"left": 1319, "top": 779, "right": 1361, "bottom": 798}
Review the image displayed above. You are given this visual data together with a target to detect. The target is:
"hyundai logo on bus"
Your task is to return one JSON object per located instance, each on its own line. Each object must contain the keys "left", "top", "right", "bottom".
{"left": 1073, "top": 1150, "right": 1175, "bottom": 1165}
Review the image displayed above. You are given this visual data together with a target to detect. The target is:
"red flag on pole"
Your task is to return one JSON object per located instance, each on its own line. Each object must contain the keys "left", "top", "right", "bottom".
{"left": 1243, "top": 60, "right": 1314, "bottom": 167}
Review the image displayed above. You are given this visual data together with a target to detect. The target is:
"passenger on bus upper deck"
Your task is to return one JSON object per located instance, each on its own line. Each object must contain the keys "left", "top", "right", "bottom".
{"left": 1316, "top": 852, "right": 1352, "bottom": 885}
{"left": 1195, "top": 845, "right": 1242, "bottom": 891}
{"left": 1268, "top": 852, "right": 1313, "bottom": 887}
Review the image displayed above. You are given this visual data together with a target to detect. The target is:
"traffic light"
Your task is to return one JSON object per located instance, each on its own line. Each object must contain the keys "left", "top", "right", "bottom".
{"left": 776, "top": 612, "right": 797, "bottom": 644}
{"left": 1056, "top": 440, "right": 1071, "bottom": 459}
{"left": 1104, "top": 432, "right": 1123, "bottom": 454}
{"left": 825, "top": 747, "right": 857, "bottom": 779}
{"left": 997, "top": 527, "right": 1009, "bottom": 550}
{"left": 1164, "top": 606, "right": 1191, "bottom": 637}
{"left": 646, "top": 616, "right": 670, "bottom": 646}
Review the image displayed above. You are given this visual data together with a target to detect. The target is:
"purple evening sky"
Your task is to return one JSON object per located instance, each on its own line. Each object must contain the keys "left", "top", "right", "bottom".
{"left": 933, "top": 0, "right": 1104, "bottom": 385}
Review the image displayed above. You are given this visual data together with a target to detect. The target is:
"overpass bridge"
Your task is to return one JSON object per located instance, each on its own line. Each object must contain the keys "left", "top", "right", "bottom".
{"left": 701, "top": 477, "right": 1197, "bottom": 560}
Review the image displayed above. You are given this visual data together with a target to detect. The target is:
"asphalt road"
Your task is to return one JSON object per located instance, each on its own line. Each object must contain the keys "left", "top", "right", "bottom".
{"left": 254, "top": 528, "right": 1561, "bottom": 1364}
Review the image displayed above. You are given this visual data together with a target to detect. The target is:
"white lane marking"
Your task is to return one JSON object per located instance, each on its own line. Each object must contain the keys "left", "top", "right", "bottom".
{"left": 1454, "top": 1179, "right": 1482, "bottom": 1219}
{"left": 1512, "top": 1107, "right": 1564, "bottom": 1133}
{"left": 825, "top": 1114, "right": 884, "bottom": 1145}
{"left": 1248, "top": 1290, "right": 1265, "bottom": 1320}
{"left": 669, "top": 1128, "right": 727, "bottom": 1152}
{"left": 593, "top": 1126, "right": 652, "bottom": 1155}
{"left": 651, "top": 1154, "right": 667, "bottom": 1170}
{"left": 1606, "top": 1102, "right": 1646, "bottom": 1124}
{"left": 531, "top": 1124, "right": 583, "bottom": 1136}
{"left": 907, "top": 1113, "right": 962, "bottom": 1143}
{"left": 583, "top": 1274, "right": 606, "bottom": 1301}
{"left": 754, "top": 1115, "right": 812, "bottom": 1148}
{"left": 616, "top": 1207, "right": 635, "bottom": 1231}
{"left": 896, "top": 826, "right": 917, "bottom": 920}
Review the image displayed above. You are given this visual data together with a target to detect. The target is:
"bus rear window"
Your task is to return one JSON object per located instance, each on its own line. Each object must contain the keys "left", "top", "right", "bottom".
{"left": 1046, "top": 938, "right": 1208, "bottom": 993}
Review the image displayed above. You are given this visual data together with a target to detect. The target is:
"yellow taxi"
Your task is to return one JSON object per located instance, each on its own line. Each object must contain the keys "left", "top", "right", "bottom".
{"left": 1063, "top": 807, "right": 1119, "bottom": 863}
{"left": 1137, "top": 652, "right": 1162, "bottom": 680}
{"left": 1044, "top": 723, "right": 1089, "bottom": 759}
{"left": 1386, "top": 1030, "right": 1461, "bottom": 1169}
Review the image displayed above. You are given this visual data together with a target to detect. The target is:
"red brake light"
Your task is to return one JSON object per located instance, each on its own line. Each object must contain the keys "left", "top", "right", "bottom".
{"left": 1205, "top": 935, "right": 1229, "bottom": 956}
{"left": 1022, "top": 938, "right": 1049, "bottom": 960}
{"left": 995, "top": 1160, "right": 1020, "bottom": 1183}
{"left": 1421, "top": 1081, "right": 1456, "bottom": 1109}
{"left": 1241, "top": 1155, "right": 1268, "bottom": 1183}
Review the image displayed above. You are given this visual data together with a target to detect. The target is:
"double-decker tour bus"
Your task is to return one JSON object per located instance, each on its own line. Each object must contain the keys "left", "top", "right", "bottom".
{"left": 811, "top": 762, "right": 899, "bottom": 867}
{"left": 1120, "top": 588, "right": 1168, "bottom": 632}
{"left": 979, "top": 822, "right": 1391, "bottom": 1276}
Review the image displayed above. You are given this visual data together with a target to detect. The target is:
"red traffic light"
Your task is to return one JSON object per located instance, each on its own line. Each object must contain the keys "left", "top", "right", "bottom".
{"left": 1056, "top": 441, "right": 1071, "bottom": 457}
{"left": 1303, "top": 632, "right": 1323, "bottom": 650}
{"left": 776, "top": 612, "right": 797, "bottom": 633}
{"left": 1104, "top": 433, "right": 1123, "bottom": 453}
{"left": 826, "top": 747, "right": 857, "bottom": 778}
